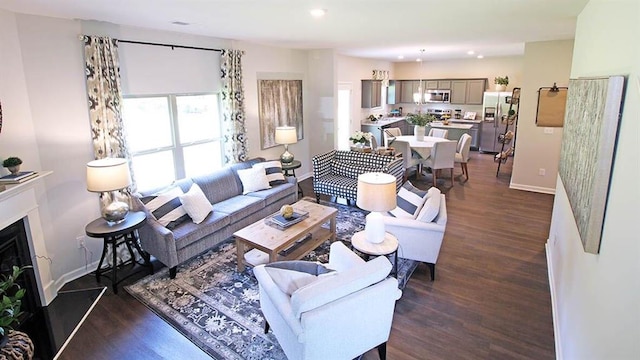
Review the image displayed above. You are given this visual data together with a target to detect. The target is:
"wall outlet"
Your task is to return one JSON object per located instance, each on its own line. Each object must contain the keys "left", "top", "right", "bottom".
{"left": 544, "top": 127, "right": 554, "bottom": 134}
{"left": 76, "top": 236, "right": 86, "bottom": 249}
{"left": 538, "top": 168, "right": 546, "bottom": 176}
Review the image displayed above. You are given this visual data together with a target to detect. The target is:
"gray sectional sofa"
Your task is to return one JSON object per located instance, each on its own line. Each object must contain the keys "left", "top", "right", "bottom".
{"left": 131, "top": 158, "right": 298, "bottom": 278}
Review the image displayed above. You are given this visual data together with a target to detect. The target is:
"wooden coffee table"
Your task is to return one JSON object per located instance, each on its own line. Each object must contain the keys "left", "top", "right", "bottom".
{"left": 234, "top": 200, "right": 337, "bottom": 271}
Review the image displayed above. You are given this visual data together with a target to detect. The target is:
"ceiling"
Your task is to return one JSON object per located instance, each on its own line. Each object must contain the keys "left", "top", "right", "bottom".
{"left": 0, "top": 0, "right": 589, "bottom": 62}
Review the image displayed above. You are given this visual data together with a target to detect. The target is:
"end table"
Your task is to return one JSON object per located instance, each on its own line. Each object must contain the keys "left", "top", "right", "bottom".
{"left": 85, "top": 211, "right": 153, "bottom": 293}
{"left": 351, "top": 231, "right": 398, "bottom": 277}
{"left": 281, "top": 160, "right": 304, "bottom": 198}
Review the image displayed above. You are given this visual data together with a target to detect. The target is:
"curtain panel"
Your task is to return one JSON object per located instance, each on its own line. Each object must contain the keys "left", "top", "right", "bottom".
{"left": 220, "top": 49, "right": 248, "bottom": 164}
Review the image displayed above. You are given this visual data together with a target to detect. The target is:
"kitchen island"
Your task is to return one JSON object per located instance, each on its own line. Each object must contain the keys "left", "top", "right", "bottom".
{"left": 427, "top": 122, "right": 473, "bottom": 142}
{"left": 361, "top": 117, "right": 411, "bottom": 147}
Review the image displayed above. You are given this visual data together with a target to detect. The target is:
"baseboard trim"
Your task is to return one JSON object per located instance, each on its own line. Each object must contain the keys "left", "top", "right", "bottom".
{"left": 53, "top": 260, "right": 101, "bottom": 294}
{"left": 510, "top": 182, "right": 556, "bottom": 194}
{"left": 546, "top": 241, "right": 562, "bottom": 360}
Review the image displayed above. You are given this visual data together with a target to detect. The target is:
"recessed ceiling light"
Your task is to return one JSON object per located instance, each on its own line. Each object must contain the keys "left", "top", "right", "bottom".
{"left": 477, "top": 55, "right": 484, "bottom": 59}
{"left": 398, "top": 55, "right": 404, "bottom": 60}
{"left": 467, "top": 50, "right": 475, "bottom": 55}
{"left": 310, "top": 8, "right": 327, "bottom": 18}
{"left": 416, "top": 58, "right": 422, "bottom": 62}
{"left": 171, "top": 21, "right": 190, "bottom": 26}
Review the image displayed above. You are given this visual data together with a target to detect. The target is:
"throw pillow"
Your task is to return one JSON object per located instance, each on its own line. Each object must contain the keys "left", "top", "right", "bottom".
{"left": 403, "top": 180, "right": 428, "bottom": 197}
{"left": 140, "top": 186, "right": 190, "bottom": 229}
{"left": 264, "top": 261, "right": 335, "bottom": 296}
{"left": 179, "top": 183, "right": 213, "bottom": 224}
{"left": 417, "top": 188, "right": 442, "bottom": 223}
{"left": 237, "top": 166, "right": 271, "bottom": 194}
{"left": 253, "top": 161, "right": 286, "bottom": 186}
{"left": 388, "top": 187, "right": 428, "bottom": 219}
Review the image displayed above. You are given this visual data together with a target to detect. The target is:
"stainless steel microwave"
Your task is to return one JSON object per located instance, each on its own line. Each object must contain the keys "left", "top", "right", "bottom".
{"left": 426, "top": 90, "right": 450, "bottom": 103}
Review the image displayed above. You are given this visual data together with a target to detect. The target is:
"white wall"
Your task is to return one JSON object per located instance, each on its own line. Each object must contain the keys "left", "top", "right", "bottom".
{"left": 510, "top": 40, "right": 574, "bottom": 194}
{"left": 547, "top": 0, "right": 640, "bottom": 358}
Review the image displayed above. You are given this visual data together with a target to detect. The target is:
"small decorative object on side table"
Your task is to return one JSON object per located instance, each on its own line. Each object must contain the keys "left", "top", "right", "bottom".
{"left": 351, "top": 230, "right": 399, "bottom": 277}
{"left": 85, "top": 211, "right": 153, "bottom": 294}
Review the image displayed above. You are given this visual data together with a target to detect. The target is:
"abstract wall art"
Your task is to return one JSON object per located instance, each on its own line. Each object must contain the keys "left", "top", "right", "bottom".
{"left": 258, "top": 80, "right": 303, "bottom": 149}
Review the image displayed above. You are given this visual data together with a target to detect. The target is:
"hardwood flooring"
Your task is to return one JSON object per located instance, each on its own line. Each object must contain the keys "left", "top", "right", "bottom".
{"left": 58, "top": 152, "right": 555, "bottom": 360}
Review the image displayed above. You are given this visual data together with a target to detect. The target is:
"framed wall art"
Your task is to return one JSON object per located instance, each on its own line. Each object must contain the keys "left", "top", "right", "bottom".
{"left": 558, "top": 76, "right": 625, "bottom": 254}
{"left": 258, "top": 79, "right": 303, "bottom": 149}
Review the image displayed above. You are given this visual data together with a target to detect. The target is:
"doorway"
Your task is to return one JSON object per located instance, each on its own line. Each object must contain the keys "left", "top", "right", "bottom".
{"left": 337, "top": 83, "right": 352, "bottom": 150}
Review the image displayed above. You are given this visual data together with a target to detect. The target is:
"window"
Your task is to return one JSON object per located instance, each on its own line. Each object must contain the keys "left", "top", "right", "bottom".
{"left": 122, "top": 94, "right": 223, "bottom": 191}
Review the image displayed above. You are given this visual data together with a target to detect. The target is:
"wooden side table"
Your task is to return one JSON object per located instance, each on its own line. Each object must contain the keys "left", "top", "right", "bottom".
{"left": 281, "top": 160, "right": 304, "bottom": 198}
{"left": 85, "top": 211, "right": 153, "bottom": 293}
{"left": 351, "top": 231, "right": 399, "bottom": 277}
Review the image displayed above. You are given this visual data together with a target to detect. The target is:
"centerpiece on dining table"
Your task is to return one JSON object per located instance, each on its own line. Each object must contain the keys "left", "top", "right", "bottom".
{"left": 406, "top": 112, "right": 436, "bottom": 141}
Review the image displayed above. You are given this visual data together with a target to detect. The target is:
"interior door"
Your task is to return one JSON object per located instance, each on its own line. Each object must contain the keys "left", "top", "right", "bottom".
{"left": 337, "top": 83, "right": 352, "bottom": 151}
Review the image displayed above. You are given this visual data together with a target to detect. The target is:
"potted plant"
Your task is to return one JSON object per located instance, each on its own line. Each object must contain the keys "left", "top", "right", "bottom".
{"left": 2, "top": 157, "right": 23, "bottom": 175}
{"left": 406, "top": 113, "right": 436, "bottom": 141}
{"left": 0, "top": 266, "right": 28, "bottom": 347}
{"left": 494, "top": 76, "right": 509, "bottom": 91}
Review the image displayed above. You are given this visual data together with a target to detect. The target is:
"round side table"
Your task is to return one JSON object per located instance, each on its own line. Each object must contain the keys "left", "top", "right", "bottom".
{"left": 280, "top": 160, "right": 304, "bottom": 198}
{"left": 85, "top": 211, "right": 153, "bottom": 293}
{"left": 351, "top": 231, "right": 398, "bottom": 277}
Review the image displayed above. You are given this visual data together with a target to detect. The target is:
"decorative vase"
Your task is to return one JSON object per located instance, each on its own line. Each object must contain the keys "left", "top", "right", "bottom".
{"left": 495, "top": 84, "right": 506, "bottom": 92}
{"left": 414, "top": 125, "right": 425, "bottom": 141}
{"left": 7, "top": 165, "right": 20, "bottom": 175}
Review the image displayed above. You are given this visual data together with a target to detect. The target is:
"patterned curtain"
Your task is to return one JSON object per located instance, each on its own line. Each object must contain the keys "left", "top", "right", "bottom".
{"left": 83, "top": 35, "right": 134, "bottom": 267}
{"left": 220, "top": 49, "right": 248, "bottom": 164}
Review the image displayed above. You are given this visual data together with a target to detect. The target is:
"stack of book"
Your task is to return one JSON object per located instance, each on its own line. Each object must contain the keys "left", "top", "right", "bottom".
{"left": 0, "top": 171, "right": 38, "bottom": 184}
{"left": 267, "top": 210, "right": 309, "bottom": 229}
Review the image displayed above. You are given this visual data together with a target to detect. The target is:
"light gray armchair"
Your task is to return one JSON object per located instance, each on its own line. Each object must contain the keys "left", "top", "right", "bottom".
{"left": 253, "top": 241, "right": 402, "bottom": 360}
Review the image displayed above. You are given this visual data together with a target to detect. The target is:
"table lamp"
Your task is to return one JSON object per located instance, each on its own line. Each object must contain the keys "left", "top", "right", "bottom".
{"left": 86, "top": 157, "right": 132, "bottom": 225}
{"left": 356, "top": 172, "right": 397, "bottom": 243}
{"left": 275, "top": 126, "right": 297, "bottom": 164}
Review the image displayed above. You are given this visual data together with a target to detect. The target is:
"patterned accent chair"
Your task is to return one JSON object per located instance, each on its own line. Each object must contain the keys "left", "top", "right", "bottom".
{"left": 312, "top": 150, "right": 404, "bottom": 203}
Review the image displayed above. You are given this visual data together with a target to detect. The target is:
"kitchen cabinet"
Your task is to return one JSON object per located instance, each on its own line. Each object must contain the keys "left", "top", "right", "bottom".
{"left": 399, "top": 80, "right": 421, "bottom": 103}
{"left": 450, "top": 79, "right": 487, "bottom": 105}
{"left": 361, "top": 80, "right": 382, "bottom": 108}
{"left": 426, "top": 80, "right": 451, "bottom": 90}
{"left": 450, "top": 120, "right": 482, "bottom": 150}
{"left": 387, "top": 80, "right": 401, "bottom": 105}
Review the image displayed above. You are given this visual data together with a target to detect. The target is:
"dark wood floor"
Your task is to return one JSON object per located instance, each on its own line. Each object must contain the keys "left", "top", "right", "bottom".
{"left": 58, "top": 152, "right": 555, "bottom": 360}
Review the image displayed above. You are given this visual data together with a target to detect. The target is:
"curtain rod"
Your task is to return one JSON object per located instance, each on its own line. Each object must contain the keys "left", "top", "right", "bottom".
{"left": 117, "top": 39, "right": 222, "bottom": 52}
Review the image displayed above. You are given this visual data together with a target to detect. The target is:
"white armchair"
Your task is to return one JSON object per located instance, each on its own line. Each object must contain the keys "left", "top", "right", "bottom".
{"left": 254, "top": 242, "right": 402, "bottom": 360}
{"left": 383, "top": 193, "right": 447, "bottom": 280}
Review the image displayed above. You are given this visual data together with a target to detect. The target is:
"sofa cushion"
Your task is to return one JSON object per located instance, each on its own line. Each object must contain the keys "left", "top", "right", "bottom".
{"left": 313, "top": 174, "right": 358, "bottom": 199}
{"left": 388, "top": 187, "right": 427, "bottom": 219}
{"left": 140, "top": 186, "right": 190, "bottom": 229}
{"left": 331, "top": 160, "right": 383, "bottom": 179}
{"left": 192, "top": 168, "right": 240, "bottom": 204}
{"left": 237, "top": 167, "right": 271, "bottom": 194}
{"left": 171, "top": 211, "right": 231, "bottom": 250}
{"left": 417, "top": 188, "right": 442, "bottom": 223}
{"left": 179, "top": 183, "right": 212, "bottom": 224}
{"left": 264, "top": 261, "right": 335, "bottom": 296}
{"left": 214, "top": 195, "right": 265, "bottom": 225}
{"left": 253, "top": 161, "right": 286, "bottom": 186}
{"left": 244, "top": 182, "right": 296, "bottom": 205}
{"left": 402, "top": 181, "right": 428, "bottom": 197}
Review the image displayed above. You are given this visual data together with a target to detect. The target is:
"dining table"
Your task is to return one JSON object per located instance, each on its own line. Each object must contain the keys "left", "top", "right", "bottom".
{"left": 391, "top": 135, "right": 451, "bottom": 159}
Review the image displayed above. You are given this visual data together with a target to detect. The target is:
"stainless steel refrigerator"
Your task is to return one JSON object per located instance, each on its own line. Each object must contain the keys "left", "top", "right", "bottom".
{"left": 480, "top": 91, "right": 512, "bottom": 153}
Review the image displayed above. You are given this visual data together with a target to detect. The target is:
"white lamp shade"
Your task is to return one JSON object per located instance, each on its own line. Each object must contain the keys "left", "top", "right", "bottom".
{"left": 275, "top": 126, "right": 297, "bottom": 145}
{"left": 356, "top": 173, "right": 397, "bottom": 212}
{"left": 86, "top": 158, "right": 132, "bottom": 192}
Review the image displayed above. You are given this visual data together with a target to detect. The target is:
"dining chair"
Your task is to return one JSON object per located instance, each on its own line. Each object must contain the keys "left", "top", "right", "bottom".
{"left": 370, "top": 135, "right": 378, "bottom": 152}
{"left": 428, "top": 128, "right": 449, "bottom": 139}
{"left": 454, "top": 133, "right": 472, "bottom": 181}
{"left": 394, "top": 140, "right": 424, "bottom": 181}
{"left": 423, "top": 140, "right": 457, "bottom": 187}
{"left": 383, "top": 127, "right": 402, "bottom": 147}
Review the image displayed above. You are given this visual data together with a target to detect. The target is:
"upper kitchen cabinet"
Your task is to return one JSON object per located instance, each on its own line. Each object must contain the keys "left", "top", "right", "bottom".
{"left": 399, "top": 80, "right": 421, "bottom": 103}
{"left": 387, "top": 80, "right": 401, "bottom": 105}
{"left": 361, "top": 80, "right": 382, "bottom": 108}
{"left": 450, "top": 79, "right": 487, "bottom": 105}
{"left": 425, "top": 80, "right": 451, "bottom": 90}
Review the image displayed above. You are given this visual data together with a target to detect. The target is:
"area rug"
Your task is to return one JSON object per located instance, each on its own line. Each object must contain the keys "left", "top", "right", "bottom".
{"left": 125, "top": 199, "right": 418, "bottom": 359}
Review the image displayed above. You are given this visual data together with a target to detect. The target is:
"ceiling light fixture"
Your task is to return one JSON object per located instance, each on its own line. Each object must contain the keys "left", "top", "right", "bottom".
{"left": 310, "top": 8, "right": 327, "bottom": 18}
{"left": 477, "top": 55, "right": 484, "bottom": 59}
{"left": 398, "top": 55, "right": 404, "bottom": 60}
{"left": 413, "top": 49, "right": 426, "bottom": 108}
{"left": 467, "top": 50, "right": 475, "bottom": 55}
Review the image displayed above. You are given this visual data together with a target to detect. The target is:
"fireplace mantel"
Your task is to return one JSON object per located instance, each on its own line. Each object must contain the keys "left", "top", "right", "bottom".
{"left": 0, "top": 171, "right": 55, "bottom": 305}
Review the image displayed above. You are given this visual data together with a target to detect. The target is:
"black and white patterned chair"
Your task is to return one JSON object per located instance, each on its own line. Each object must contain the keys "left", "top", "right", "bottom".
{"left": 312, "top": 150, "right": 404, "bottom": 203}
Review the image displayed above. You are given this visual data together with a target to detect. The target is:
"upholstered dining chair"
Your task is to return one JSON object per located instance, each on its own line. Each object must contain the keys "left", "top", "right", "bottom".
{"left": 383, "top": 127, "right": 402, "bottom": 147}
{"left": 454, "top": 133, "right": 472, "bottom": 181}
{"left": 394, "top": 140, "right": 424, "bottom": 181}
{"left": 428, "top": 128, "right": 449, "bottom": 139}
{"left": 423, "top": 140, "right": 457, "bottom": 187}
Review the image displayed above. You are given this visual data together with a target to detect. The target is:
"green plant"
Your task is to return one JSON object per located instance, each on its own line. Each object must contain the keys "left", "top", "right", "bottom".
{"left": 406, "top": 112, "right": 436, "bottom": 126}
{"left": 494, "top": 76, "right": 509, "bottom": 86}
{"left": 2, "top": 157, "right": 22, "bottom": 168}
{"left": 0, "top": 266, "right": 28, "bottom": 338}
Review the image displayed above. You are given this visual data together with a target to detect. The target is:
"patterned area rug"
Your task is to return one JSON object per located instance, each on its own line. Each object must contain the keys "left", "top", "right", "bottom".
{"left": 125, "top": 199, "right": 418, "bottom": 359}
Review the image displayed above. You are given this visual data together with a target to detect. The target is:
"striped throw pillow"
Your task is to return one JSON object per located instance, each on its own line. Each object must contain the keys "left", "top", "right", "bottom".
{"left": 253, "top": 161, "right": 286, "bottom": 186}
{"left": 388, "top": 187, "right": 428, "bottom": 219}
{"left": 140, "top": 186, "right": 190, "bottom": 229}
